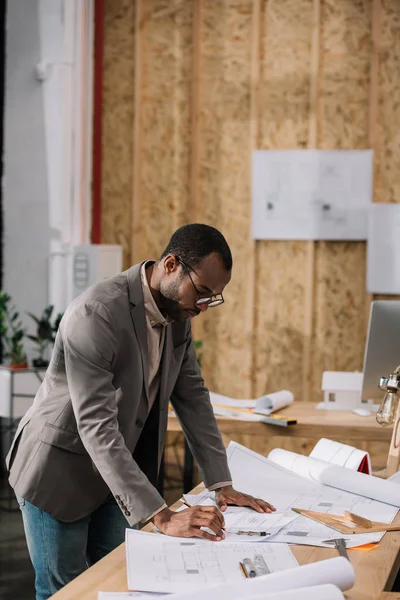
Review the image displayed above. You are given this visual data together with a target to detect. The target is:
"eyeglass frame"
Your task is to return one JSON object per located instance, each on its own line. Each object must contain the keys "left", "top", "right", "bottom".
{"left": 175, "top": 256, "right": 224, "bottom": 308}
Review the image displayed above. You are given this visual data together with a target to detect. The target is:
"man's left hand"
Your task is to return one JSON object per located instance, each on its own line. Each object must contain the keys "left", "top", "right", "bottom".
{"left": 215, "top": 485, "right": 275, "bottom": 513}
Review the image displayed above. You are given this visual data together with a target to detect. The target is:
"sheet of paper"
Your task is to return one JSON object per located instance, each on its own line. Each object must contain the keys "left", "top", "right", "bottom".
{"left": 224, "top": 442, "right": 398, "bottom": 548}
{"left": 268, "top": 448, "right": 400, "bottom": 507}
{"left": 243, "top": 584, "right": 344, "bottom": 600}
{"left": 125, "top": 529, "right": 297, "bottom": 594}
{"left": 252, "top": 149, "right": 372, "bottom": 241}
{"left": 367, "top": 203, "right": 400, "bottom": 294}
{"left": 211, "top": 406, "right": 267, "bottom": 421}
{"left": 177, "top": 501, "right": 296, "bottom": 542}
{"left": 209, "top": 392, "right": 256, "bottom": 409}
{"left": 209, "top": 390, "right": 293, "bottom": 415}
{"left": 98, "top": 593, "right": 165, "bottom": 599}
{"left": 172, "top": 584, "right": 345, "bottom": 600}
{"left": 161, "top": 557, "right": 354, "bottom": 600}
{"left": 389, "top": 471, "right": 400, "bottom": 484}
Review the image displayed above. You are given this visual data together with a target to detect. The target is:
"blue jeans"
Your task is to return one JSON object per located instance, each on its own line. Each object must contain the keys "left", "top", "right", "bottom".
{"left": 16, "top": 492, "right": 134, "bottom": 600}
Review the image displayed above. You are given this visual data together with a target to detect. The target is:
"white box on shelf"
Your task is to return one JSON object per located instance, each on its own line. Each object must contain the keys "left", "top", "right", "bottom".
{"left": 0, "top": 367, "right": 45, "bottom": 419}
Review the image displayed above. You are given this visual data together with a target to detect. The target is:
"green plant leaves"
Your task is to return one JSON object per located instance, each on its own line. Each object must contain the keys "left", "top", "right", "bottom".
{"left": 26, "top": 304, "right": 64, "bottom": 360}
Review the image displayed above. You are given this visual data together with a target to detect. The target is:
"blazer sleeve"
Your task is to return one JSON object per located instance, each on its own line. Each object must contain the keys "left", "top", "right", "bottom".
{"left": 169, "top": 324, "right": 232, "bottom": 488}
{"left": 62, "top": 301, "right": 164, "bottom": 526}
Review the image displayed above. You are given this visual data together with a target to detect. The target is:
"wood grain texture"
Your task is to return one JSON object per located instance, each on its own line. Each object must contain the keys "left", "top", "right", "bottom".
{"left": 197, "top": 0, "right": 255, "bottom": 397}
{"left": 311, "top": 0, "right": 372, "bottom": 402}
{"left": 49, "top": 512, "right": 400, "bottom": 600}
{"left": 101, "top": 0, "right": 135, "bottom": 269}
{"left": 49, "top": 453, "right": 400, "bottom": 600}
{"left": 374, "top": 0, "right": 400, "bottom": 204}
{"left": 101, "top": 0, "right": 400, "bottom": 400}
{"left": 254, "top": 0, "right": 314, "bottom": 401}
{"left": 133, "top": 0, "right": 193, "bottom": 263}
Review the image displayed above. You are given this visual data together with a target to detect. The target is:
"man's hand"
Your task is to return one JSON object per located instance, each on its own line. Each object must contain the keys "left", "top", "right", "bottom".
{"left": 153, "top": 505, "right": 226, "bottom": 541}
{"left": 215, "top": 485, "right": 276, "bottom": 513}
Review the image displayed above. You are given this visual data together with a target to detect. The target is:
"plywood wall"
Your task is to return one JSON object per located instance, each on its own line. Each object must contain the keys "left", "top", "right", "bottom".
{"left": 101, "top": 0, "right": 400, "bottom": 402}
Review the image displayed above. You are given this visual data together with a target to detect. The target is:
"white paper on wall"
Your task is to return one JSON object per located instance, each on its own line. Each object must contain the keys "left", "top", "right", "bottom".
{"left": 252, "top": 150, "right": 373, "bottom": 241}
{"left": 367, "top": 203, "right": 400, "bottom": 294}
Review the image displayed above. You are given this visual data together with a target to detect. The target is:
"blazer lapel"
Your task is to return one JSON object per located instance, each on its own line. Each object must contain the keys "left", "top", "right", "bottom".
{"left": 159, "top": 327, "right": 173, "bottom": 406}
{"left": 127, "top": 264, "right": 149, "bottom": 404}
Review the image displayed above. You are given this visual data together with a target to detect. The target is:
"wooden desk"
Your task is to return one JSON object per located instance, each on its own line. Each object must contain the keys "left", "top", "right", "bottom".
{"left": 49, "top": 488, "right": 400, "bottom": 600}
{"left": 168, "top": 402, "right": 392, "bottom": 492}
{"left": 49, "top": 408, "right": 396, "bottom": 599}
{"left": 168, "top": 402, "right": 392, "bottom": 442}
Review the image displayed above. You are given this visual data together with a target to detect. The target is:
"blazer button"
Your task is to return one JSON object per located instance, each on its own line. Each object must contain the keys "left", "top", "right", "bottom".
{"left": 115, "top": 495, "right": 121, "bottom": 501}
{"left": 125, "top": 510, "right": 131, "bottom": 516}
{"left": 136, "top": 418, "right": 144, "bottom": 428}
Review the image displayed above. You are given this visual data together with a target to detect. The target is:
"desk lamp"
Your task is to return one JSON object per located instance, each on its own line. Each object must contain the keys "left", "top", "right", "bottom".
{"left": 375, "top": 366, "right": 400, "bottom": 478}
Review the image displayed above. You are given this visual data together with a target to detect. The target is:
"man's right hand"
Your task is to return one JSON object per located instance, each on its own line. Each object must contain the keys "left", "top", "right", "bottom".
{"left": 153, "top": 505, "right": 225, "bottom": 541}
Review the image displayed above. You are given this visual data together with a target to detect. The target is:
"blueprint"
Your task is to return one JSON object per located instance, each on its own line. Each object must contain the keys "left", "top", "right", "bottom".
{"left": 125, "top": 529, "right": 297, "bottom": 594}
{"left": 98, "top": 593, "right": 165, "bottom": 599}
{"left": 177, "top": 501, "right": 296, "bottom": 543}
{"left": 186, "top": 443, "right": 398, "bottom": 549}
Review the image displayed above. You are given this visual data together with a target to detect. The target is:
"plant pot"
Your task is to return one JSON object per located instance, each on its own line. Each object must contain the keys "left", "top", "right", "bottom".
{"left": 9, "top": 362, "right": 28, "bottom": 370}
{"left": 32, "top": 358, "right": 49, "bottom": 368}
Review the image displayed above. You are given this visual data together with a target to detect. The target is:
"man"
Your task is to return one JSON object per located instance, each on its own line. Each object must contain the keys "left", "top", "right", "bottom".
{"left": 6, "top": 224, "right": 274, "bottom": 600}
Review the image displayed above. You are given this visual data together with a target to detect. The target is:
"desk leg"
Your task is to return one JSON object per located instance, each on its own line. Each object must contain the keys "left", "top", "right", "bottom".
{"left": 183, "top": 439, "right": 194, "bottom": 494}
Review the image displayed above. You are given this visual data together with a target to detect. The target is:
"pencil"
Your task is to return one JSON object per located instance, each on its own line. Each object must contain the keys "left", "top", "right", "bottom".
{"left": 180, "top": 499, "right": 226, "bottom": 530}
{"left": 239, "top": 562, "right": 248, "bottom": 578}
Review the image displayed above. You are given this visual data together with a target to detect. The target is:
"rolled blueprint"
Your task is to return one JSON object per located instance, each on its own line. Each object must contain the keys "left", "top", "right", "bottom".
{"left": 255, "top": 390, "right": 294, "bottom": 415}
{"left": 268, "top": 448, "right": 400, "bottom": 507}
{"left": 244, "top": 583, "right": 344, "bottom": 600}
{"left": 310, "top": 438, "right": 371, "bottom": 474}
{"left": 167, "top": 557, "right": 354, "bottom": 600}
{"left": 209, "top": 390, "right": 293, "bottom": 414}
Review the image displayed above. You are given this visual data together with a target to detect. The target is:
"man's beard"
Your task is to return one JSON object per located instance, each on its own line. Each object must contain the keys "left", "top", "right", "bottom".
{"left": 159, "top": 278, "right": 187, "bottom": 322}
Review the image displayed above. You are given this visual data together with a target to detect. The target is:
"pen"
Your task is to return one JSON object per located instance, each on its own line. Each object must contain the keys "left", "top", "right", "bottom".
{"left": 181, "top": 499, "right": 226, "bottom": 531}
{"left": 242, "top": 557, "right": 257, "bottom": 578}
{"left": 236, "top": 530, "right": 269, "bottom": 536}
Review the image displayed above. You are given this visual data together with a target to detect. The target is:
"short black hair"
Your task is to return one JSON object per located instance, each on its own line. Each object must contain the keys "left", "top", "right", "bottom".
{"left": 160, "top": 224, "right": 232, "bottom": 271}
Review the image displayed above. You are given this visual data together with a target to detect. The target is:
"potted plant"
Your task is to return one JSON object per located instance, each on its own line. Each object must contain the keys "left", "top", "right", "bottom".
{"left": 0, "top": 292, "right": 28, "bottom": 369}
{"left": 27, "top": 305, "right": 63, "bottom": 368}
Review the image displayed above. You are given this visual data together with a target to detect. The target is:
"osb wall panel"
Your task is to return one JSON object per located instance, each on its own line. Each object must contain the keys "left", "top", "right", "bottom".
{"left": 374, "top": 0, "right": 400, "bottom": 204}
{"left": 101, "top": 0, "right": 400, "bottom": 401}
{"left": 101, "top": 0, "right": 135, "bottom": 269}
{"left": 254, "top": 0, "right": 313, "bottom": 401}
{"left": 134, "top": 0, "right": 193, "bottom": 263}
{"left": 197, "top": 0, "right": 255, "bottom": 397}
{"left": 311, "top": 0, "right": 372, "bottom": 402}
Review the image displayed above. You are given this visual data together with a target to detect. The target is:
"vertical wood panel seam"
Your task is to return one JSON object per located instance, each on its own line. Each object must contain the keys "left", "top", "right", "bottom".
{"left": 132, "top": 0, "right": 144, "bottom": 263}
{"left": 367, "top": 0, "right": 382, "bottom": 324}
{"left": 189, "top": 0, "right": 203, "bottom": 346}
{"left": 249, "top": 0, "right": 261, "bottom": 398}
{"left": 189, "top": 0, "right": 202, "bottom": 224}
{"left": 302, "top": 0, "right": 320, "bottom": 401}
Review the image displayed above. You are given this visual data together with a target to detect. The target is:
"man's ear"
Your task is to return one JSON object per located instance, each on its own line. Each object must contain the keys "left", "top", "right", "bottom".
{"left": 163, "top": 255, "right": 179, "bottom": 275}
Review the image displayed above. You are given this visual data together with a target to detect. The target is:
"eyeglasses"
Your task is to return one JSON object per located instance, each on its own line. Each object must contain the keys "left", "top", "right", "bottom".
{"left": 176, "top": 257, "right": 224, "bottom": 308}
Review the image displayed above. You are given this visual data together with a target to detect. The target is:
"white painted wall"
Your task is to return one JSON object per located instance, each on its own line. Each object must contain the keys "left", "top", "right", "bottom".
{"left": 3, "top": 0, "right": 94, "bottom": 360}
{"left": 3, "top": 0, "right": 50, "bottom": 357}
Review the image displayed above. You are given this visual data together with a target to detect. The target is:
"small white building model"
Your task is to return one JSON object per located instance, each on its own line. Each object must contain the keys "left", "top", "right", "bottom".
{"left": 319, "top": 371, "right": 372, "bottom": 410}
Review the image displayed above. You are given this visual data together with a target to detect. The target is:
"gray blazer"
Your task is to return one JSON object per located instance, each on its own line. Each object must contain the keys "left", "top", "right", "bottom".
{"left": 6, "top": 263, "right": 231, "bottom": 525}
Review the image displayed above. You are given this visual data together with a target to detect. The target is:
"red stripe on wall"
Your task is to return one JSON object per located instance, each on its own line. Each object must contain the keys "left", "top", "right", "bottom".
{"left": 91, "top": 0, "right": 104, "bottom": 244}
